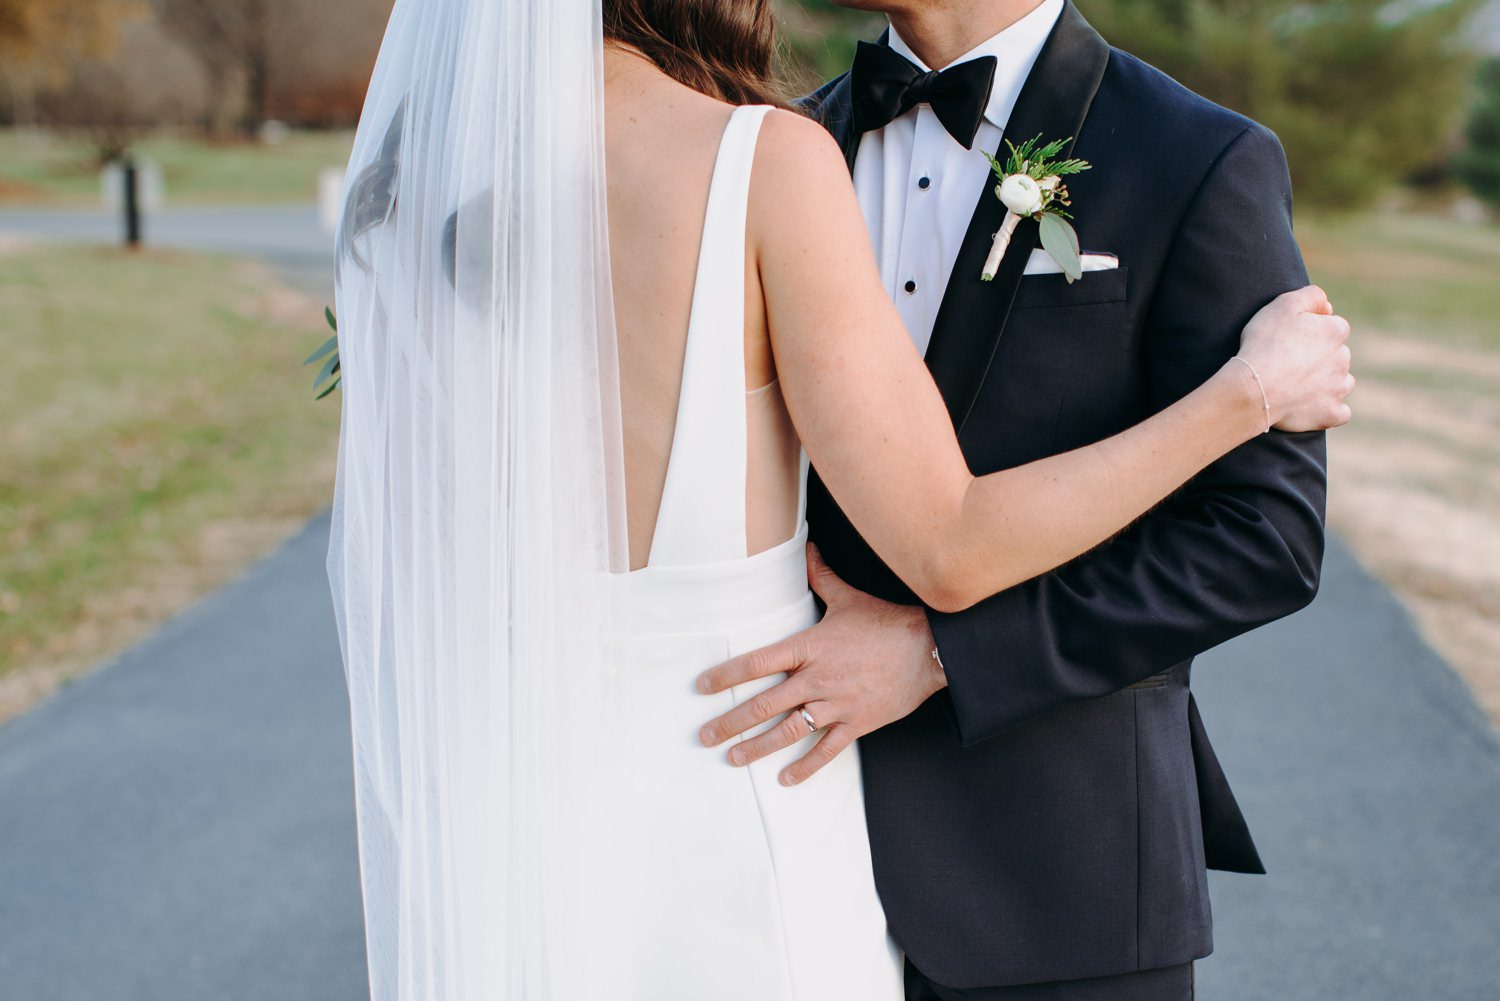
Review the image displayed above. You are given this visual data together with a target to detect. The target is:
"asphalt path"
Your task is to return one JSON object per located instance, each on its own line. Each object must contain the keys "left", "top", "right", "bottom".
{"left": 0, "top": 204, "right": 333, "bottom": 298}
{"left": 1, "top": 512, "right": 1495, "bottom": 1000}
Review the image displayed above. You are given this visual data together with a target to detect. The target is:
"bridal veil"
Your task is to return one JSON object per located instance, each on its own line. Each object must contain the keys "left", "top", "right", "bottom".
{"left": 325, "top": 0, "right": 629, "bottom": 996}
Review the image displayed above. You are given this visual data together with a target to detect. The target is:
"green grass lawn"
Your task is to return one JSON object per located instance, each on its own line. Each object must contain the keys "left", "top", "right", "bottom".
{"left": 0, "top": 128, "right": 355, "bottom": 207}
{"left": 0, "top": 244, "right": 340, "bottom": 711}
{"left": 1296, "top": 210, "right": 1500, "bottom": 350}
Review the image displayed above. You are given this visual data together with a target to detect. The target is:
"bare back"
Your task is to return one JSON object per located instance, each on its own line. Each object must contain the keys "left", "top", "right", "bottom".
{"left": 605, "top": 49, "right": 799, "bottom": 570}
{"left": 604, "top": 45, "right": 1326, "bottom": 609}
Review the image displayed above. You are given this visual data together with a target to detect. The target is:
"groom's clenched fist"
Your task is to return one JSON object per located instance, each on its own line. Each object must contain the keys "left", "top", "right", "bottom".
{"left": 696, "top": 544, "right": 948, "bottom": 787}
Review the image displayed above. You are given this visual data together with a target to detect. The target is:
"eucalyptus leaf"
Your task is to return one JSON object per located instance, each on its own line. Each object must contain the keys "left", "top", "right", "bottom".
{"left": 316, "top": 378, "right": 341, "bottom": 400}
{"left": 304, "top": 334, "right": 339, "bottom": 366}
{"left": 1038, "top": 212, "right": 1083, "bottom": 283}
{"left": 325, "top": 306, "right": 338, "bottom": 332}
{"left": 314, "top": 351, "right": 340, "bottom": 387}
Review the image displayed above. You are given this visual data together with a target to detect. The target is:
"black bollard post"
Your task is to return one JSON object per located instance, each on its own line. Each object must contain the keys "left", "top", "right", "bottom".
{"left": 123, "top": 158, "right": 142, "bottom": 249}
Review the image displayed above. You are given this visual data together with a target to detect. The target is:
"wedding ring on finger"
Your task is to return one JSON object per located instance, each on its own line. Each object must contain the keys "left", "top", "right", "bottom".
{"left": 799, "top": 707, "right": 819, "bottom": 734}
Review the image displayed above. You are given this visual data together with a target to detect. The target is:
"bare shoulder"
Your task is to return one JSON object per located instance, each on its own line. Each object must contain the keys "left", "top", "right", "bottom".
{"left": 750, "top": 108, "right": 860, "bottom": 240}
{"left": 753, "top": 108, "right": 849, "bottom": 188}
{"left": 757, "top": 107, "right": 842, "bottom": 154}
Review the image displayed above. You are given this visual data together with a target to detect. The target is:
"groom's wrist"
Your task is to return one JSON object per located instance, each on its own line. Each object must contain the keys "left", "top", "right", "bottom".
{"left": 891, "top": 601, "right": 946, "bottom": 696}
{"left": 909, "top": 608, "right": 947, "bottom": 695}
{"left": 928, "top": 643, "right": 949, "bottom": 693}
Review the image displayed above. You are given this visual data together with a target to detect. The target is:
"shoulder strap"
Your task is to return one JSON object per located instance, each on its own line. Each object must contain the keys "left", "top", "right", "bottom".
{"left": 647, "top": 105, "right": 773, "bottom": 566}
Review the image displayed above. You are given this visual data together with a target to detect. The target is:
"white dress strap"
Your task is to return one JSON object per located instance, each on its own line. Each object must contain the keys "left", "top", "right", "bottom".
{"left": 648, "top": 105, "right": 774, "bottom": 567}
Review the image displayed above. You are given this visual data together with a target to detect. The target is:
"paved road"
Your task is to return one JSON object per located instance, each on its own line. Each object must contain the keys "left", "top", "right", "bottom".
{"left": 1194, "top": 541, "right": 1500, "bottom": 1000}
{"left": 0, "top": 205, "right": 333, "bottom": 298}
{"left": 0, "top": 515, "right": 1496, "bottom": 1000}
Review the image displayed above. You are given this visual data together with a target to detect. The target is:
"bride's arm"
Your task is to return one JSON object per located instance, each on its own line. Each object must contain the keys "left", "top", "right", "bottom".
{"left": 751, "top": 111, "right": 1350, "bottom": 615}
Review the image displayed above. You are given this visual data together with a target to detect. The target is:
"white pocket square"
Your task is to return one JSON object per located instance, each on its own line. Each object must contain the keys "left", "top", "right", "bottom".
{"left": 1023, "top": 250, "right": 1120, "bottom": 276}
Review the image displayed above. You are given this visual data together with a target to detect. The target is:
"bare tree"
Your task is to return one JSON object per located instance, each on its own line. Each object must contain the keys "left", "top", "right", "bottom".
{"left": 0, "top": 0, "right": 143, "bottom": 130}
{"left": 152, "top": 0, "right": 391, "bottom": 134}
{"left": 265, "top": 0, "right": 390, "bottom": 127}
{"left": 24, "top": 18, "right": 203, "bottom": 163}
{"left": 0, "top": 0, "right": 131, "bottom": 68}
{"left": 152, "top": 0, "right": 283, "bottom": 135}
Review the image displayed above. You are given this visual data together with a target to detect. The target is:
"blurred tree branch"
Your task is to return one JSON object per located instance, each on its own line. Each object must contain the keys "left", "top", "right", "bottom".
{"left": 0, "top": 0, "right": 140, "bottom": 76}
{"left": 0, "top": 0, "right": 142, "bottom": 114}
{"left": 151, "top": 0, "right": 282, "bottom": 135}
{"left": 1076, "top": 0, "right": 1486, "bottom": 208}
{"left": 149, "top": 0, "right": 387, "bottom": 135}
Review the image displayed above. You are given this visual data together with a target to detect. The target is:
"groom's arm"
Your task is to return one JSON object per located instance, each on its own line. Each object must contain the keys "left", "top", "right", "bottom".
{"left": 932, "top": 122, "right": 1329, "bottom": 746}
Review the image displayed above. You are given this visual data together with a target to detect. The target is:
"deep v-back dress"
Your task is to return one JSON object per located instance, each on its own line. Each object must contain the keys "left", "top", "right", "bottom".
{"left": 610, "top": 104, "right": 903, "bottom": 1000}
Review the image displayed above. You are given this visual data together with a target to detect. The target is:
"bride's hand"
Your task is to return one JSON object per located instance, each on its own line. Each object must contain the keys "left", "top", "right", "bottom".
{"left": 1235, "top": 285, "right": 1354, "bottom": 432}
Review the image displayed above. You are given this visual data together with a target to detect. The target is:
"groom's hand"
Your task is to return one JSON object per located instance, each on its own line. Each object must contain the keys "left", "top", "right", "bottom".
{"left": 696, "top": 545, "right": 947, "bottom": 787}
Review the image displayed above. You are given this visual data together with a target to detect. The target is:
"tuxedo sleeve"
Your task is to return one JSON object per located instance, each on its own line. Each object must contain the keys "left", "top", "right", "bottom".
{"left": 928, "top": 123, "right": 1329, "bottom": 747}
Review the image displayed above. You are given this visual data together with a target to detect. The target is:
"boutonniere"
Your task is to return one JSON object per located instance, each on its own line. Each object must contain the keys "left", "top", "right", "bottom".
{"left": 980, "top": 134, "right": 1092, "bottom": 283}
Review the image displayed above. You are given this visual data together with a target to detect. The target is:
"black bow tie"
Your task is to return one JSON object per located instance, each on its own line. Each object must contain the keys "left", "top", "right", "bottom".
{"left": 849, "top": 41, "right": 998, "bottom": 150}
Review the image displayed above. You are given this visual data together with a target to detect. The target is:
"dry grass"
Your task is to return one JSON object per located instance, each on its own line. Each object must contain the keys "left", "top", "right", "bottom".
{"left": 1300, "top": 210, "right": 1500, "bottom": 722}
{"left": 0, "top": 245, "right": 340, "bottom": 724}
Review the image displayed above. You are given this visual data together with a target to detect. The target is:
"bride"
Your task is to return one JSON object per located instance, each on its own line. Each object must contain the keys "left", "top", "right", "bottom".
{"left": 325, "top": 0, "right": 1353, "bottom": 998}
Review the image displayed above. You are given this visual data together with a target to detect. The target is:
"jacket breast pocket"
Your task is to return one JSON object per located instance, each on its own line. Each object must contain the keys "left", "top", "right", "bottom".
{"left": 1011, "top": 266, "right": 1129, "bottom": 311}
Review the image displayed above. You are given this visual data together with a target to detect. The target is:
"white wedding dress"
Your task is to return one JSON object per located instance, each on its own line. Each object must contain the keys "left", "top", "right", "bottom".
{"left": 329, "top": 1, "right": 905, "bottom": 989}
{"left": 609, "top": 104, "right": 904, "bottom": 1000}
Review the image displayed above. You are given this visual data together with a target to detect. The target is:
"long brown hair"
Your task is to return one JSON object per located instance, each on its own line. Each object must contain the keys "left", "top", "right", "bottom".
{"left": 604, "top": 0, "right": 788, "bottom": 108}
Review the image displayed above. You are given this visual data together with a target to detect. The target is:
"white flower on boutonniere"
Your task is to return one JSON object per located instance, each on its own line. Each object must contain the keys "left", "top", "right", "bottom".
{"left": 998, "top": 174, "right": 1046, "bottom": 216}
{"left": 980, "top": 134, "right": 1092, "bottom": 283}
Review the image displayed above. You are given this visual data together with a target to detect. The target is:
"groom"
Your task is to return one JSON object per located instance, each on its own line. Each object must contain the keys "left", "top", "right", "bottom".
{"left": 699, "top": 1, "right": 1328, "bottom": 998}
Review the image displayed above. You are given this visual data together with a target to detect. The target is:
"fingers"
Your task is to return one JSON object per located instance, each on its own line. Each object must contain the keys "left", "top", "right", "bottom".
{"left": 1307, "top": 311, "right": 1350, "bottom": 364}
{"left": 1317, "top": 314, "right": 1351, "bottom": 354}
{"left": 1304, "top": 284, "right": 1331, "bottom": 314}
{"left": 780, "top": 723, "right": 857, "bottom": 787}
{"left": 1278, "top": 284, "right": 1329, "bottom": 316}
{"left": 806, "top": 544, "right": 852, "bottom": 606}
{"left": 697, "top": 634, "right": 806, "bottom": 695}
{"left": 1275, "top": 359, "right": 1356, "bottom": 432}
{"left": 700, "top": 677, "right": 811, "bottom": 748}
{"left": 1331, "top": 363, "right": 1356, "bottom": 429}
{"left": 721, "top": 700, "right": 833, "bottom": 767}
{"left": 1330, "top": 331, "right": 1354, "bottom": 430}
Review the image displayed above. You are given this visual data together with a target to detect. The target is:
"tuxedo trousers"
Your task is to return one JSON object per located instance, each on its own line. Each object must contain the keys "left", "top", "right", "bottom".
{"left": 904, "top": 959, "right": 1193, "bottom": 1001}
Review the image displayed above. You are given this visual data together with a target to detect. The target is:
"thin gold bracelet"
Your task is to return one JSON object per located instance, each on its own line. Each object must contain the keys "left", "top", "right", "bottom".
{"left": 1230, "top": 356, "right": 1273, "bottom": 434}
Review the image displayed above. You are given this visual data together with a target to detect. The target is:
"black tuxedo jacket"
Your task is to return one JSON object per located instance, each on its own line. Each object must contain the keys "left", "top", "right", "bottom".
{"left": 802, "top": 3, "right": 1327, "bottom": 990}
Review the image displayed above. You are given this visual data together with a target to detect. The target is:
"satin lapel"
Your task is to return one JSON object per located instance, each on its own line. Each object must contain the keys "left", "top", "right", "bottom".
{"left": 822, "top": 74, "right": 859, "bottom": 172}
{"left": 923, "top": 2, "right": 1111, "bottom": 434}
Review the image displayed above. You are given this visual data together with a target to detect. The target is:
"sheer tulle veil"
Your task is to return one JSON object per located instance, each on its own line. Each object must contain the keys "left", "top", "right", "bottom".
{"left": 325, "top": 0, "right": 629, "bottom": 996}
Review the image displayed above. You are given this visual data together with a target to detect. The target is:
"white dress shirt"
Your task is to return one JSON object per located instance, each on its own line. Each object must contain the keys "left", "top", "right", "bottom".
{"left": 852, "top": 0, "right": 1065, "bottom": 356}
